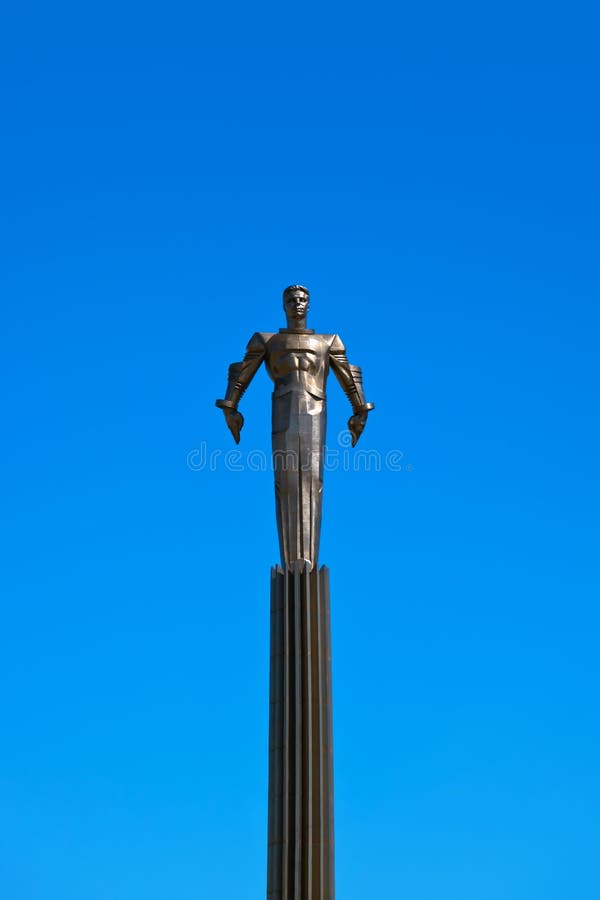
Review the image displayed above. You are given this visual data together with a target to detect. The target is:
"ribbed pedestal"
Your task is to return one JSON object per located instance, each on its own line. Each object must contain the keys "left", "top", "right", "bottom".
{"left": 267, "top": 562, "right": 335, "bottom": 900}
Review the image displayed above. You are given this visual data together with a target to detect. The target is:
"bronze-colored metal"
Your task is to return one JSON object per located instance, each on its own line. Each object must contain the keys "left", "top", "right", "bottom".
{"left": 215, "top": 286, "right": 373, "bottom": 899}
{"left": 216, "top": 285, "right": 374, "bottom": 572}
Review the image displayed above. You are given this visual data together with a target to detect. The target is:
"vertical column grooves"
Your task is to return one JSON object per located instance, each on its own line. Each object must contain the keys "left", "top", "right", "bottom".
{"left": 293, "top": 564, "right": 302, "bottom": 899}
{"left": 315, "top": 566, "right": 325, "bottom": 898}
{"left": 267, "top": 562, "right": 334, "bottom": 900}
{"left": 282, "top": 566, "right": 290, "bottom": 897}
{"left": 323, "top": 570, "right": 334, "bottom": 899}
{"left": 304, "top": 568, "right": 313, "bottom": 896}
{"left": 267, "top": 568, "right": 278, "bottom": 896}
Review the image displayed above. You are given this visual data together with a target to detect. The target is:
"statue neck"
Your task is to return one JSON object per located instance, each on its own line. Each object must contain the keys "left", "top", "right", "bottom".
{"left": 284, "top": 317, "right": 310, "bottom": 332}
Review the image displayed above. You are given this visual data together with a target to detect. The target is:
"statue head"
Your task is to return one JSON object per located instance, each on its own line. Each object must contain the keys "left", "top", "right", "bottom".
{"left": 282, "top": 285, "right": 310, "bottom": 324}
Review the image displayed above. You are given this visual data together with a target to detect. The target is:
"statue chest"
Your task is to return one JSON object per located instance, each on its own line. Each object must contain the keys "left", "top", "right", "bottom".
{"left": 265, "top": 333, "right": 331, "bottom": 380}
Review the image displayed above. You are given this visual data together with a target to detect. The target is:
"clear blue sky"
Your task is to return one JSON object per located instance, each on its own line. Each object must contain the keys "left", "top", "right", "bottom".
{"left": 1, "top": 3, "right": 599, "bottom": 899}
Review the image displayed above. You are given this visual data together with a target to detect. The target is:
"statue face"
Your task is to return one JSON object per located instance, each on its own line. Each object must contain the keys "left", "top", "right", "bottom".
{"left": 284, "top": 291, "right": 310, "bottom": 320}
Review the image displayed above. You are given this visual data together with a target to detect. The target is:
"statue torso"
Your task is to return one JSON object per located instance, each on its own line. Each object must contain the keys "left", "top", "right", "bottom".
{"left": 260, "top": 330, "right": 335, "bottom": 400}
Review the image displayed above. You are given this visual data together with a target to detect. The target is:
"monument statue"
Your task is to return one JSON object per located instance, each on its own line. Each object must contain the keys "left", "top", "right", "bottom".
{"left": 216, "top": 285, "right": 374, "bottom": 571}
{"left": 216, "top": 285, "right": 374, "bottom": 899}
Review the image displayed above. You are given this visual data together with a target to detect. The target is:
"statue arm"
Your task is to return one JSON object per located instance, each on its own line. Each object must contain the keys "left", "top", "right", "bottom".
{"left": 216, "top": 332, "right": 266, "bottom": 410}
{"left": 329, "top": 335, "right": 375, "bottom": 446}
{"left": 215, "top": 332, "right": 266, "bottom": 443}
{"left": 329, "top": 335, "right": 374, "bottom": 415}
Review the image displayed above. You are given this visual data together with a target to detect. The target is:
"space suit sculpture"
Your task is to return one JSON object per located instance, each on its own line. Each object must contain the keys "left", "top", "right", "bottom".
{"left": 216, "top": 285, "right": 374, "bottom": 571}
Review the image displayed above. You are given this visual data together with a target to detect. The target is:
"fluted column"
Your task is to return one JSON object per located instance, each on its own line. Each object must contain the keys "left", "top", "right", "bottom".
{"left": 267, "top": 562, "right": 334, "bottom": 900}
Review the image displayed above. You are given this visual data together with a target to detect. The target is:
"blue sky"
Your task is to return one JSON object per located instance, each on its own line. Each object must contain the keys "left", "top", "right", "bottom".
{"left": 1, "top": 3, "right": 599, "bottom": 899}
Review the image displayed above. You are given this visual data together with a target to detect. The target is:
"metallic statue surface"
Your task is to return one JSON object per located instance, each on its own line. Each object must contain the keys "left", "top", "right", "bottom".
{"left": 216, "top": 285, "right": 374, "bottom": 571}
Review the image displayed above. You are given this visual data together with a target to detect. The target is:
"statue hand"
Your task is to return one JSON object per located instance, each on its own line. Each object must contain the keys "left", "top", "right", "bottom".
{"left": 348, "top": 412, "right": 368, "bottom": 447}
{"left": 223, "top": 408, "right": 244, "bottom": 444}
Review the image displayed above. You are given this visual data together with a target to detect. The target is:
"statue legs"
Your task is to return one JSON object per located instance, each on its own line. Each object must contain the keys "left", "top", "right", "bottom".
{"left": 272, "top": 391, "right": 325, "bottom": 572}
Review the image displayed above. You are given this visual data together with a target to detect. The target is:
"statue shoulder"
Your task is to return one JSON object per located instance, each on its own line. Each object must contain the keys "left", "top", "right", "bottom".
{"left": 246, "top": 331, "right": 275, "bottom": 351}
{"left": 328, "top": 334, "right": 346, "bottom": 354}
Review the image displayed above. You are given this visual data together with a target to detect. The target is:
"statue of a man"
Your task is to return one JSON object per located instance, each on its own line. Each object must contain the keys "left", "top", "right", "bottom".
{"left": 216, "top": 285, "right": 374, "bottom": 571}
